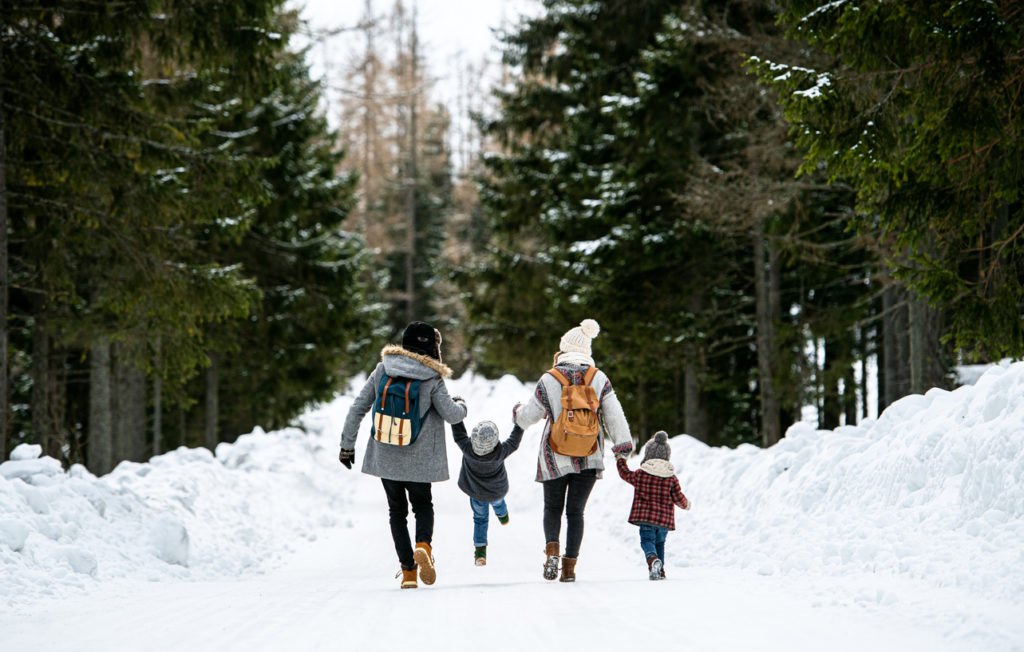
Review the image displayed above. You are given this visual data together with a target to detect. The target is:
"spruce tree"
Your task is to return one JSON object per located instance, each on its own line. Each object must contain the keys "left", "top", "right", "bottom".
{"left": 192, "top": 38, "right": 379, "bottom": 443}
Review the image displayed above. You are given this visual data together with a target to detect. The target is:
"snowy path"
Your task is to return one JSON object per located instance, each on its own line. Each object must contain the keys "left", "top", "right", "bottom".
{"left": 1, "top": 473, "right": 1011, "bottom": 652}
{"left": 4, "top": 369, "right": 1024, "bottom": 651}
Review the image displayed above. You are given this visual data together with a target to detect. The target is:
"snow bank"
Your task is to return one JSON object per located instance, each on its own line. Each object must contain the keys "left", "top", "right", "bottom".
{"left": 0, "top": 418, "right": 347, "bottom": 608}
{"left": 589, "top": 362, "right": 1024, "bottom": 602}
{"left": 2, "top": 362, "right": 1023, "bottom": 611}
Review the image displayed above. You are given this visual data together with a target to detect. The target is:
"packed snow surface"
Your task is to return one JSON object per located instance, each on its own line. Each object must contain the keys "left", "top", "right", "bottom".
{"left": 2, "top": 363, "right": 1023, "bottom": 650}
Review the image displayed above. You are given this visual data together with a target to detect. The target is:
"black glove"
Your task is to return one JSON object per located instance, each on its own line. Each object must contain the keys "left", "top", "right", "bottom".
{"left": 339, "top": 448, "right": 355, "bottom": 469}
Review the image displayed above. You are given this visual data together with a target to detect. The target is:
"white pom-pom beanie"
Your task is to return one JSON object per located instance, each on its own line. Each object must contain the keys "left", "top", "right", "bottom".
{"left": 559, "top": 319, "right": 600, "bottom": 360}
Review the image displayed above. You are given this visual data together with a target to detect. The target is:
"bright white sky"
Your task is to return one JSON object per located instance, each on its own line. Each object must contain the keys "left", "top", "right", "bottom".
{"left": 290, "top": 0, "right": 540, "bottom": 122}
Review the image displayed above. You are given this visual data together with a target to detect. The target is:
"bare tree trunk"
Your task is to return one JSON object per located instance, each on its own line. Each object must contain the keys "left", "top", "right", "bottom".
{"left": 882, "top": 282, "right": 909, "bottom": 409}
{"left": 671, "top": 362, "right": 681, "bottom": 436}
{"left": 908, "top": 293, "right": 925, "bottom": 395}
{"left": 88, "top": 339, "right": 113, "bottom": 475}
{"left": 859, "top": 327, "right": 869, "bottom": 421}
{"left": 843, "top": 356, "right": 857, "bottom": 426}
{"left": 636, "top": 375, "right": 648, "bottom": 446}
{"left": 404, "top": 2, "right": 419, "bottom": 323}
{"left": 179, "top": 407, "right": 187, "bottom": 449}
{"left": 49, "top": 348, "right": 66, "bottom": 462}
{"left": 124, "top": 365, "right": 146, "bottom": 461}
{"left": 821, "top": 335, "right": 851, "bottom": 430}
{"left": 908, "top": 291, "right": 946, "bottom": 393}
{"left": 0, "top": 19, "right": 8, "bottom": 462}
{"left": 683, "top": 293, "right": 709, "bottom": 443}
{"left": 683, "top": 360, "right": 707, "bottom": 442}
{"left": 204, "top": 353, "right": 219, "bottom": 451}
{"left": 31, "top": 300, "right": 59, "bottom": 459}
{"left": 111, "top": 348, "right": 146, "bottom": 464}
{"left": 111, "top": 342, "right": 124, "bottom": 464}
{"left": 152, "top": 338, "right": 162, "bottom": 457}
{"left": 876, "top": 318, "right": 886, "bottom": 417}
{"left": 881, "top": 284, "right": 896, "bottom": 411}
{"left": 754, "top": 222, "right": 781, "bottom": 446}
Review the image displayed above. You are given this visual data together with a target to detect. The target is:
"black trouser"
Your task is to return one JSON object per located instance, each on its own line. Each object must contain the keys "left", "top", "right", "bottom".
{"left": 542, "top": 469, "right": 597, "bottom": 559}
{"left": 381, "top": 479, "right": 434, "bottom": 569}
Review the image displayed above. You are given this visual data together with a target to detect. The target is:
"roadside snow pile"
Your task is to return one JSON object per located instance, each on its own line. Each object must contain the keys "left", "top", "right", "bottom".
{"left": 0, "top": 416, "right": 347, "bottom": 609}
{"left": 590, "top": 361, "right": 1024, "bottom": 602}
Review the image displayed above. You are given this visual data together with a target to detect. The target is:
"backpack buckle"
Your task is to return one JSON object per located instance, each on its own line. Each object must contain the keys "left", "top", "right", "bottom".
{"left": 567, "top": 409, "right": 574, "bottom": 421}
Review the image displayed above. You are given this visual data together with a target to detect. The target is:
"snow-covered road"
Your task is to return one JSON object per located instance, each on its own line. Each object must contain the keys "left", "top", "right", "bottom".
{"left": 3, "top": 368, "right": 1024, "bottom": 650}
{"left": 3, "top": 465, "right": 1019, "bottom": 652}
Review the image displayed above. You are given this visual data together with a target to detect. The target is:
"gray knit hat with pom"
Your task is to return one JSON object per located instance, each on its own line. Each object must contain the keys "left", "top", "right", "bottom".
{"left": 642, "top": 431, "right": 671, "bottom": 462}
{"left": 471, "top": 420, "right": 500, "bottom": 456}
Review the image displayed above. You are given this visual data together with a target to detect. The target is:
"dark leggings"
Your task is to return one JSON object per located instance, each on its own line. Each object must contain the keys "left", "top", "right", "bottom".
{"left": 542, "top": 469, "right": 598, "bottom": 559}
{"left": 381, "top": 479, "right": 434, "bottom": 569}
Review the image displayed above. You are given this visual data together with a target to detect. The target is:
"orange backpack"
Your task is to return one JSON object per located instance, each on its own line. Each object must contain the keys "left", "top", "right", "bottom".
{"left": 547, "top": 366, "right": 601, "bottom": 457}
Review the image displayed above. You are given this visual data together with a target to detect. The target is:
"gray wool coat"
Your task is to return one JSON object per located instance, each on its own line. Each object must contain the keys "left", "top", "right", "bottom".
{"left": 339, "top": 345, "right": 468, "bottom": 483}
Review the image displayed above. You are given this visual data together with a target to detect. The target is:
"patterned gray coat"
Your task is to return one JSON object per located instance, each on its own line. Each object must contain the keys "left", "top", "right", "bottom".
{"left": 340, "top": 345, "right": 467, "bottom": 483}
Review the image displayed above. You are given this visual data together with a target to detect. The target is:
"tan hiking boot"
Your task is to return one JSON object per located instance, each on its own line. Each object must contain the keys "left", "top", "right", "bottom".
{"left": 560, "top": 556, "right": 577, "bottom": 582}
{"left": 414, "top": 542, "right": 436, "bottom": 585}
{"left": 543, "top": 541, "right": 560, "bottom": 581}
{"left": 399, "top": 566, "right": 417, "bottom": 589}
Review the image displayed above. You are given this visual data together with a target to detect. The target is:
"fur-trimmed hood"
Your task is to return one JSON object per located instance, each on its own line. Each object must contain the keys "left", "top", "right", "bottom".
{"left": 639, "top": 458, "right": 676, "bottom": 478}
{"left": 381, "top": 344, "right": 453, "bottom": 379}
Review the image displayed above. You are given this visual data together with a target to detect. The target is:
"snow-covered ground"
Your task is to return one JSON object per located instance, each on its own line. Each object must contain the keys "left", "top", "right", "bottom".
{"left": 2, "top": 364, "right": 1023, "bottom": 650}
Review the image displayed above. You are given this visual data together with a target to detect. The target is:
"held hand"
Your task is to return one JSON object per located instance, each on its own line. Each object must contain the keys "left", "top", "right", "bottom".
{"left": 683, "top": 499, "right": 691, "bottom": 511}
{"left": 339, "top": 448, "right": 355, "bottom": 469}
{"left": 512, "top": 402, "right": 522, "bottom": 423}
{"left": 452, "top": 395, "right": 466, "bottom": 405}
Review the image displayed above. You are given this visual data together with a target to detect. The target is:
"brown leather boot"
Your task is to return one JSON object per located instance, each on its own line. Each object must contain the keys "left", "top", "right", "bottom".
{"left": 399, "top": 566, "right": 417, "bottom": 589}
{"left": 543, "top": 541, "right": 560, "bottom": 580}
{"left": 414, "top": 542, "right": 436, "bottom": 585}
{"left": 560, "top": 556, "right": 577, "bottom": 582}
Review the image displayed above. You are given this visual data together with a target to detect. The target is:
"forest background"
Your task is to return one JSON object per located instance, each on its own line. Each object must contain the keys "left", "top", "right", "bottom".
{"left": 1, "top": 0, "right": 1021, "bottom": 472}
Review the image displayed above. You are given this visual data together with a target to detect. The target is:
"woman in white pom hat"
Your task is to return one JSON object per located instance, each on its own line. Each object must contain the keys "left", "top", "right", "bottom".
{"left": 513, "top": 318, "right": 634, "bottom": 582}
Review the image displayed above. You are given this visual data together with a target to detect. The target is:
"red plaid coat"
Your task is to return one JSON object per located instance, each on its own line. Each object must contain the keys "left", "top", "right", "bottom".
{"left": 616, "top": 458, "right": 689, "bottom": 530}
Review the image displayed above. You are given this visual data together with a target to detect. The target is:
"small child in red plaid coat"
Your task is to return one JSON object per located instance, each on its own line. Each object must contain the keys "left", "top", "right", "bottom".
{"left": 616, "top": 431, "right": 690, "bottom": 580}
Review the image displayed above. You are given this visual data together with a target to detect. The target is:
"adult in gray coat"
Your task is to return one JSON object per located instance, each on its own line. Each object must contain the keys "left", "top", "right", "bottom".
{"left": 339, "top": 321, "right": 467, "bottom": 589}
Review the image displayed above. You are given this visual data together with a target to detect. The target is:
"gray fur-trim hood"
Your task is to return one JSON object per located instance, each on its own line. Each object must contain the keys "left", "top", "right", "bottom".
{"left": 380, "top": 344, "right": 453, "bottom": 379}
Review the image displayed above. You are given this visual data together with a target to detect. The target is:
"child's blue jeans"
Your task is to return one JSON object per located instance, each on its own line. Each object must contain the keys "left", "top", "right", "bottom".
{"left": 470, "top": 497, "right": 508, "bottom": 547}
{"left": 638, "top": 524, "right": 668, "bottom": 562}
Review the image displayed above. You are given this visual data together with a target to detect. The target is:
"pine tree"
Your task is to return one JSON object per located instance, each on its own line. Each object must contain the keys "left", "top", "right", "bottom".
{"left": 190, "top": 34, "right": 380, "bottom": 444}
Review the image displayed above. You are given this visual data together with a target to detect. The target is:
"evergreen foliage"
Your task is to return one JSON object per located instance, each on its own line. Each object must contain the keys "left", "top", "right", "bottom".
{"left": 1, "top": 3, "right": 376, "bottom": 466}
{"left": 196, "top": 42, "right": 381, "bottom": 441}
{"left": 752, "top": 0, "right": 1024, "bottom": 359}
{"left": 467, "top": 0, "right": 875, "bottom": 445}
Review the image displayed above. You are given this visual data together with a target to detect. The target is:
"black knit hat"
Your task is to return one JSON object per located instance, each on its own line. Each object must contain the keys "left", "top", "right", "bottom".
{"left": 402, "top": 321, "right": 440, "bottom": 360}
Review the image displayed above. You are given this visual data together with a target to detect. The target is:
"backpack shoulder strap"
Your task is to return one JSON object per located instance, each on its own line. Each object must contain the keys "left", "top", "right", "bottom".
{"left": 582, "top": 366, "right": 599, "bottom": 386}
{"left": 547, "top": 367, "right": 570, "bottom": 386}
